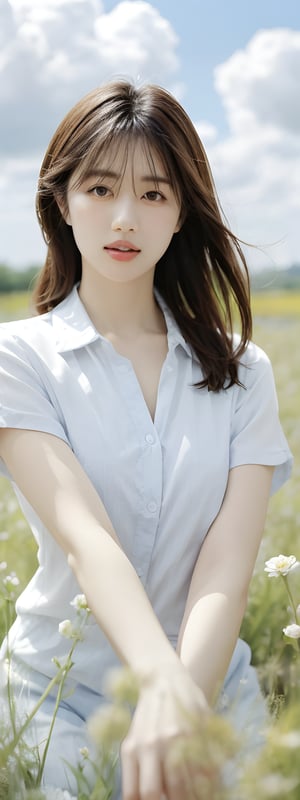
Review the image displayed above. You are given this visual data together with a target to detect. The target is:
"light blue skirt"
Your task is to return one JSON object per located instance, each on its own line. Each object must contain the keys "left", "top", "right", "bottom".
{"left": 0, "top": 638, "right": 268, "bottom": 798}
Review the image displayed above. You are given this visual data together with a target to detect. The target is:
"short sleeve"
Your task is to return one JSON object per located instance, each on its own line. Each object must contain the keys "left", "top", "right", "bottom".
{"left": 0, "top": 330, "right": 69, "bottom": 478}
{"left": 230, "top": 344, "right": 293, "bottom": 495}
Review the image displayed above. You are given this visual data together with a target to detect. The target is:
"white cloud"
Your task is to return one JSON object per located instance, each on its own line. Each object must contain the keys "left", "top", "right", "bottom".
{"left": 194, "top": 121, "right": 218, "bottom": 144}
{"left": 94, "top": 1, "right": 178, "bottom": 73}
{"left": 0, "top": 0, "right": 180, "bottom": 156}
{"left": 0, "top": 0, "right": 180, "bottom": 266}
{"left": 215, "top": 28, "right": 300, "bottom": 135}
{"left": 0, "top": 155, "right": 45, "bottom": 267}
{"left": 204, "top": 28, "right": 300, "bottom": 270}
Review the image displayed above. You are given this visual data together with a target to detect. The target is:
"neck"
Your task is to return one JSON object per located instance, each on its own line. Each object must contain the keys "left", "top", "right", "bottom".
{"left": 78, "top": 272, "right": 165, "bottom": 337}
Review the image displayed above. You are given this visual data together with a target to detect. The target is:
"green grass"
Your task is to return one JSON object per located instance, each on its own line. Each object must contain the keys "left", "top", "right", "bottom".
{"left": 251, "top": 290, "right": 300, "bottom": 318}
{"left": 0, "top": 289, "right": 299, "bottom": 322}
{"left": 240, "top": 316, "right": 300, "bottom": 697}
{"left": 0, "top": 291, "right": 33, "bottom": 321}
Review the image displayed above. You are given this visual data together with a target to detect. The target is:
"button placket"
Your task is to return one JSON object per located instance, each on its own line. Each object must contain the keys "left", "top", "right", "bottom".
{"left": 147, "top": 500, "right": 157, "bottom": 514}
{"left": 145, "top": 433, "right": 155, "bottom": 445}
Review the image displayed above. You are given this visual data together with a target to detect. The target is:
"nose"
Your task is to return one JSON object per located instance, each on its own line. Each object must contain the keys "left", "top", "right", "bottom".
{"left": 111, "top": 196, "right": 138, "bottom": 233}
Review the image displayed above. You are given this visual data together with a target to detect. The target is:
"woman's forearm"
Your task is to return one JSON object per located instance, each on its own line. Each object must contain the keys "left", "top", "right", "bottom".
{"left": 176, "top": 464, "right": 274, "bottom": 704}
{"left": 69, "top": 528, "right": 180, "bottom": 674}
{"left": 177, "top": 589, "right": 248, "bottom": 704}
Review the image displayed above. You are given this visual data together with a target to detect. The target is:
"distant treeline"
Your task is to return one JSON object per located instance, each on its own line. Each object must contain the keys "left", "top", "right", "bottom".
{"left": 0, "top": 261, "right": 300, "bottom": 293}
{"left": 0, "top": 264, "right": 40, "bottom": 293}
{"left": 250, "top": 263, "right": 300, "bottom": 292}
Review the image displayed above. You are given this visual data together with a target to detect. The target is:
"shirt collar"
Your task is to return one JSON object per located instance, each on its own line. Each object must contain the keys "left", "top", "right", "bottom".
{"left": 154, "top": 290, "right": 193, "bottom": 357}
{"left": 51, "top": 283, "right": 192, "bottom": 358}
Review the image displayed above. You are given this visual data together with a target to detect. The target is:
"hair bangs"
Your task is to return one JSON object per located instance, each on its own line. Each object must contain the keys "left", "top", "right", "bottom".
{"left": 69, "top": 127, "right": 181, "bottom": 207}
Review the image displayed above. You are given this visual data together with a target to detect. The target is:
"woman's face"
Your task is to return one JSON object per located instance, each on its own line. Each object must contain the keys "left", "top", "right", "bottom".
{"left": 64, "top": 139, "right": 181, "bottom": 287}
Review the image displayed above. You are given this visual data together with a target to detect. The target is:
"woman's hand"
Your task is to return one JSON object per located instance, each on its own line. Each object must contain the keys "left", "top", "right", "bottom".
{"left": 121, "top": 662, "right": 217, "bottom": 800}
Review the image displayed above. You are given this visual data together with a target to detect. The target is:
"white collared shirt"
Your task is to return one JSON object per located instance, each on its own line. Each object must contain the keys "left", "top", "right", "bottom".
{"left": 0, "top": 286, "right": 292, "bottom": 694}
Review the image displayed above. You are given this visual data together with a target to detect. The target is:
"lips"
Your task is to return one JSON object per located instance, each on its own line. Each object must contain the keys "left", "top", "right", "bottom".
{"left": 104, "top": 240, "right": 140, "bottom": 253}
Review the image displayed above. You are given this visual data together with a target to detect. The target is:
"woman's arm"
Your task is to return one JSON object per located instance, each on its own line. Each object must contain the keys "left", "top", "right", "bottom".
{"left": 0, "top": 428, "right": 211, "bottom": 798}
{"left": 0, "top": 427, "right": 179, "bottom": 673}
{"left": 176, "top": 463, "right": 274, "bottom": 704}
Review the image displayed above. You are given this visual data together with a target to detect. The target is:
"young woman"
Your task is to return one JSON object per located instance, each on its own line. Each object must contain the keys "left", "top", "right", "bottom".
{"left": 0, "top": 80, "right": 292, "bottom": 798}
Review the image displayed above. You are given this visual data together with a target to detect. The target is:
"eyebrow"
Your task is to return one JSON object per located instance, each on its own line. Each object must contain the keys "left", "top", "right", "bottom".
{"left": 83, "top": 169, "right": 171, "bottom": 184}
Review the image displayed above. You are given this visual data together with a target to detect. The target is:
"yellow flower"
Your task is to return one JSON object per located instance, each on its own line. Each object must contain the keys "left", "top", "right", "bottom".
{"left": 104, "top": 666, "right": 140, "bottom": 707}
{"left": 79, "top": 746, "right": 90, "bottom": 759}
{"left": 87, "top": 704, "right": 131, "bottom": 750}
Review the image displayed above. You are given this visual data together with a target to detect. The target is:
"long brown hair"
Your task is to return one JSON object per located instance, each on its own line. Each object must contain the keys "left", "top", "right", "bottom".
{"left": 33, "top": 80, "right": 252, "bottom": 391}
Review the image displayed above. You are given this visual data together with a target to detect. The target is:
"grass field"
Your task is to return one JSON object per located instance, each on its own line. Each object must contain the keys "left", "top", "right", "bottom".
{"left": 251, "top": 290, "right": 300, "bottom": 318}
{"left": 0, "top": 290, "right": 299, "bottom": 699}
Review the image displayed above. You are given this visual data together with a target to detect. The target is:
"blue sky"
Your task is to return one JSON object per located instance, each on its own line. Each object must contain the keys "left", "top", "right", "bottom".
{"left": 0, "top": 0, "right": 299, "bottom": 271}
{"left": 104, "top": 0, "right": 300, "bottom": 129}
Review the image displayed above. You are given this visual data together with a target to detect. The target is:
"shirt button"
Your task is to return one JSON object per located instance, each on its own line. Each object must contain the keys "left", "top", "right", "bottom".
{"left": 145, "top": 433, "right": 154, "bottom": 445}
{"left": 147, "top": 500, "right": 157, "bottom": 513}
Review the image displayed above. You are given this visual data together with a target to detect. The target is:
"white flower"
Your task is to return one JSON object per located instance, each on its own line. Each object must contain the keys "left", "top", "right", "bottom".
{"left": 259, "top": 774, "right": 299, "bottom": 795}
{"left": 283, "top": 623, "right": 300, "bottom": 639}
{"left": 58, "top": 619, "right": 75, "bottom": 639}
{"left": 264, "top": 554, "right": 299, "bottom": 577}
{"left": 3, "top": 572, "right": 20, "bottom": 587}
{"left": 277, "top": 730, "right": 300, "bottom": 748}
{"left": 70, "top": 593, "right": 90, "bottom": 612}
{"left": 2, "top": 572, "right": 20, "bottom": 595}
{"left": 42, "top": 788, "right": 77, "bottom": 800}
{"left": 0, "top": 561, "right": 7, "bottom": 571}
{"left": 79, "top": 746, "right": 90, "bottom": 759}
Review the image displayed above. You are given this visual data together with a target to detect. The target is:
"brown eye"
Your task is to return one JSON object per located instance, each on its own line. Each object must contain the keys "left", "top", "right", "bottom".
{"left": 143, "top": 191, "right": 164, "bottom": 201}
{"left": 89, "top": 186, "right": 111, "bottom": 197}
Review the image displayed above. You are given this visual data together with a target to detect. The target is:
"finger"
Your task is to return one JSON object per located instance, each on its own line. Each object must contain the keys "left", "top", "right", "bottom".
{"left": 162, "top": 741, "right": 210, "bottom": 800}
{"left": 121, "top": 739, "right": 139, "bottom": 800}
{"left": 162, "top": 758, "right": 197, "bottom": 800}
{"left": 192, "top": 765, "right": 223, "bottom": 800}
{"left": 139, "top": 748, "right": 163, "bottom": 799}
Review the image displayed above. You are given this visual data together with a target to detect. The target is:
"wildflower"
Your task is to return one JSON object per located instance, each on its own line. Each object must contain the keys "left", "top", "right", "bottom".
{"left": 104, "top": 666, "right": 140, "bottom": 707}
{"left": 70, "top": 593, "right": 90, "bottom": 612}
{"left": 24, "top": 785, "right": 77, "bottom": 798}
{"left": 87, "top": 703, "right": 131, "bottom": 749}
{"left": 2, "top": 572, "right": 20, "bottom": 596}
{"left": 0, "top": 561, "right": 7, "bottom": 571}
{"left": 79, "top": 746, "right": 90, "bottom": 759}
{"left": 168, "top": 712, "right": 238, "bottom": 773}
{"left": 283, "top": 623, "right": 300, "bottom": 639}
{"left": 3, "top": 572, "right": 20, "bottom": 588}
{"left": 264, "top": 554, "right": 299, "bottom": 577}
{"left": 277, "top": 730, "right": 300, "bottom": 748}
{"left": 42, "top": 789, "right": 77, "bottom": 800}
{"left": 258, "top": 773, "right": 299, "bottom": 796}
{"left": 58, "top": 619, "right": 75, "bottom": 639}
